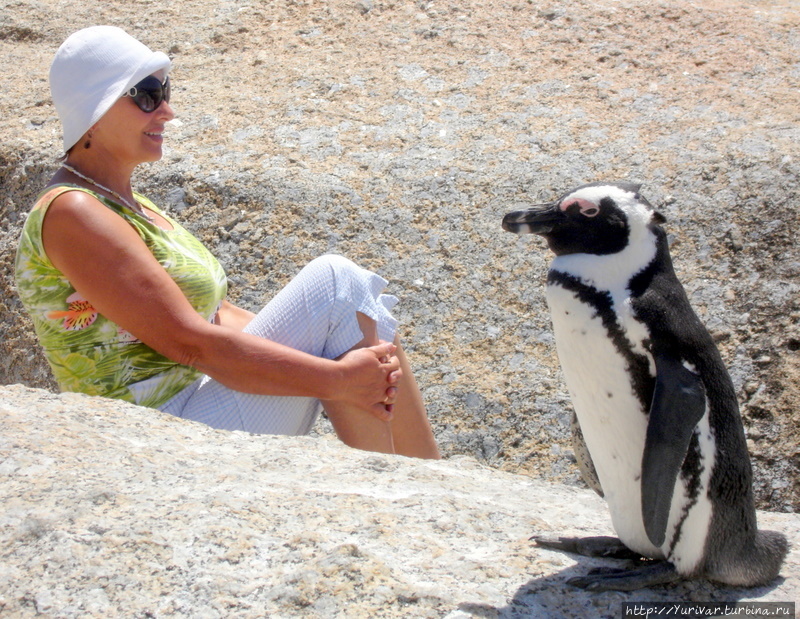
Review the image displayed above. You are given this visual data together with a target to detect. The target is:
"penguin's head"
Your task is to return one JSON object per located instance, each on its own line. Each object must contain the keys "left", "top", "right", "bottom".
{"left": 502, "top": 182, "right": 666, "bottom": 256}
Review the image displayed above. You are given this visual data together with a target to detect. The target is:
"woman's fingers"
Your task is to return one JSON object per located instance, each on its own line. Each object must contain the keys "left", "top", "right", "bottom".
{"left": 378, "top": 350, "right": 400, "bottom": 417}
{"left": 384, "top": 386, "right": 398, "bottom": 403}
{"left": 340, "top": 341, "right": 402, "bottom": 420}
{"left": 373, "top": 403, "right": 393, "bottom": 422}
{"left": 372, "top": 343, "right": 401, "bottom": 380}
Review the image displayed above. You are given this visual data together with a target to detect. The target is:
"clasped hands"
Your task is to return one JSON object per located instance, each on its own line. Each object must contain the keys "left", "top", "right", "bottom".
{"left": 336, "top": 342, "right": 401, "bottom": 421}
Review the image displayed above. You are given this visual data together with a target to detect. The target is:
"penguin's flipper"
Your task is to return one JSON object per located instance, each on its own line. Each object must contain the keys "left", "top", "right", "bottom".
{"left": 642, "top": 352, "right": 707, "bottom": 548}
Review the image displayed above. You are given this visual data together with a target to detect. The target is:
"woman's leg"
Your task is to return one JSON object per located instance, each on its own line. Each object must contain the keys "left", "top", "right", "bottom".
{"left": 323, "top": 312, "right": 440, "bottom": 459}
{"left": 165, "top": 255, "right": 439, "bottom": 457}
{"left": 387, "top": 341, "right": 441, "bottom": 459}
{"left": 322, "top": 311, "right": 396, "bottom": 454}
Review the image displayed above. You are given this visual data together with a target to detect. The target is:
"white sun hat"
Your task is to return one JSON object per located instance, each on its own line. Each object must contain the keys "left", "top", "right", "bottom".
{"left": 49, "top": 26, "right": 172, "bottom": 152}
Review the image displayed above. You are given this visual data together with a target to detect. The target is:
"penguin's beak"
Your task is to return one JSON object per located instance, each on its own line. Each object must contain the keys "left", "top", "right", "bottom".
{"left": 502, "top": 202, "right": 563, "bottom": 235}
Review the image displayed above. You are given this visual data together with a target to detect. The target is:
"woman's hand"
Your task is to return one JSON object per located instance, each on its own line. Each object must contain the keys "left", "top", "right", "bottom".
{"left": 333, "top": 342, "right": 402, "bottom": 421}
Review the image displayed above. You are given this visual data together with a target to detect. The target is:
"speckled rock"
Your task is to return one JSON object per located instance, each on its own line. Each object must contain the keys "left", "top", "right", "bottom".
{"left": 0, "top": 0, "right": 797, "bottom": 513}
{"left": 0, "top": 384, "right": 797, "bottom": 617}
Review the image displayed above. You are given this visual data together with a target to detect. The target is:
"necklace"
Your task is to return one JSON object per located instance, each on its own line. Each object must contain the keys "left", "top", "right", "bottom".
{"left": 61, "top": 163, "right": 154, "bottom": 222}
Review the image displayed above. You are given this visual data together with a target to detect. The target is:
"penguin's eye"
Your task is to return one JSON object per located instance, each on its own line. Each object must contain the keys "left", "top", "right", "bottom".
{"left": 562, "top": 199, "right": 600, "bottom": 218}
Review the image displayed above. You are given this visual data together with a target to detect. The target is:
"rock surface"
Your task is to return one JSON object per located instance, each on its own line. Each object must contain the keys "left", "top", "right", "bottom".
{"left": 0, "top": 0, "right": 798, "bottom": 514}
{"left": 0, "top": 384, "right": 798, "bottom": 617}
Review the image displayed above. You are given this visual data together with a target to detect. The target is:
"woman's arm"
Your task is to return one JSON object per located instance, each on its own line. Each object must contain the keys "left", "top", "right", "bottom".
{"left": 41, "top": 191, "right": 399, "bottom": 418}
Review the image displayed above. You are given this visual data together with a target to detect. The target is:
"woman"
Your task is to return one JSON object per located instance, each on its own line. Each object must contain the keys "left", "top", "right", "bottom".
{"left": 15, "top": 26, "right": 440, "bottom": 459}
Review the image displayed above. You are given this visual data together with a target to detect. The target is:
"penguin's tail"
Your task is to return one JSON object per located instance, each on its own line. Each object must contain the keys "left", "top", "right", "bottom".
{"left": 707, "top": 529, "right": 788, "bottom": 587}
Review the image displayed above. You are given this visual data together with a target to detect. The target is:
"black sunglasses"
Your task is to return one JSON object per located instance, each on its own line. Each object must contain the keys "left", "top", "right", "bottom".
{"left": 123, "top": 75, "right": 171, "bottom": 113}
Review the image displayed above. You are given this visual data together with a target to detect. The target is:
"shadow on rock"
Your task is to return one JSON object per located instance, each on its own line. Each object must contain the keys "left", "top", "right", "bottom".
{"left": 456, "top": 554, "right": 787, "bottom": 619}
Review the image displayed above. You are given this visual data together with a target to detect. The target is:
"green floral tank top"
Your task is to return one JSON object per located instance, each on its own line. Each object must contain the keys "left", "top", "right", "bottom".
{"left": 14, "top": 185, "right": 228, "bottom": 408}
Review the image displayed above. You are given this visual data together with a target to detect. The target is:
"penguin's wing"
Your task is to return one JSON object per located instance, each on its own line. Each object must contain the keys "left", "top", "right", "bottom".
{"left": 641, "top": 352, "right": 707, "bottom": 547}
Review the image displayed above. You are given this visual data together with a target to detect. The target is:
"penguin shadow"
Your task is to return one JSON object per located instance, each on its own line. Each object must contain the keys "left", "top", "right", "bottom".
{"left": 455, "top": 553, "right": 787, "bottom": 618}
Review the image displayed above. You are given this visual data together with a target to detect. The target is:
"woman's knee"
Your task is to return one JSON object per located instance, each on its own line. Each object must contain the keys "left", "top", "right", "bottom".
{"left": 307, "top": 253, "right": 359, "bottom": 274}
{"left": 303, "top": 254, "right": 363, "bottom": 289}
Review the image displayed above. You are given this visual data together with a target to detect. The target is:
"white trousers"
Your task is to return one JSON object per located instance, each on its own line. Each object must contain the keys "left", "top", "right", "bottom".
{"left": 160, "top": 255, "right": 399, "bottom": 434}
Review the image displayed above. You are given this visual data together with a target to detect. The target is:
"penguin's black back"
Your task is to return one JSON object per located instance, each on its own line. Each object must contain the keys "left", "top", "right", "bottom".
{"left": 629, "top": 225, "right": 769, "bottom": 575}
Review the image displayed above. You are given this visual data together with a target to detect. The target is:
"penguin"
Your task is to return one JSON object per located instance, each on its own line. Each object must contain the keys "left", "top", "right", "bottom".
{"left": 502, "top": 181, "right": 788, "bottom": 591}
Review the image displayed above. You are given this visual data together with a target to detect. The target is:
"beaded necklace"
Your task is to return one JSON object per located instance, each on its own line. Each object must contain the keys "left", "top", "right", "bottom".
{"left": 61, "top": 163, "right": 154, "bottom": 222}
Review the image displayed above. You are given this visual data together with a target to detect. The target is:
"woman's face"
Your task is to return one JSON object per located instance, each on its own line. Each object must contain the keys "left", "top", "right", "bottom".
{"left": 90, "top": 77, "right": 175, "bottom": 166}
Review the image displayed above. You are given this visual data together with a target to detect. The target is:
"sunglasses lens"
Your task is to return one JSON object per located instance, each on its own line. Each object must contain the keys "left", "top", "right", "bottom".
{"left": 126, "top": 76, "right": 171, "bottom": 113}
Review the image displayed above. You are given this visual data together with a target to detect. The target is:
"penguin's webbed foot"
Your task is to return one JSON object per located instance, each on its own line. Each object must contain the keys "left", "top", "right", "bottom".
{"left": 533, "top": 535, "right": 642, "bottom": 560}
{"left": 567, "top": 561, "right": 680, "bottom": 592}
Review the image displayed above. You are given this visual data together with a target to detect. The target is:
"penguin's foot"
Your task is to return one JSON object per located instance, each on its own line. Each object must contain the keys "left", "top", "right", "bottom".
{"left": 533, "top": 535, "right": 642, "bottom": 560}
{"left": 567, "top": 561, "right": 680, "bottom": 592}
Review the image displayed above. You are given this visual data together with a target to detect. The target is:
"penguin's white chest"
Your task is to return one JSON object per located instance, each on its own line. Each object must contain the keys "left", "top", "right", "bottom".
{"left": 546, "top": 281, "right": 660, "bottom": 557}
{"left": 546, "top": 279, "right": 717, "bottom": 572}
